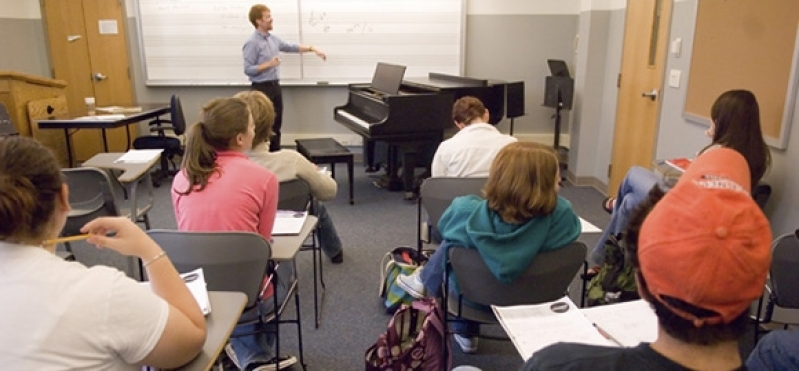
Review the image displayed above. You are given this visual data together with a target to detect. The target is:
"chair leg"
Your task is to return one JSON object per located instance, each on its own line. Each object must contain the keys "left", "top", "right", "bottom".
{"left": 294, "top": 282, "right": 306, "bottom": 370}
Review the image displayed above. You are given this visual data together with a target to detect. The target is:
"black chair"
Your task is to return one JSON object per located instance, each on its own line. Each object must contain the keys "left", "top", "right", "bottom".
{"left": 0, "top": 103, "right": 19, "bottom": 137}
{"left": 416, "top": 177, "right": 488, "bottom": 254}
{"left": 754, "top": 232, "right": 799, "bottom": 343}
{"left": 753, "top": 182, "right": 772, "bottom": 211}
{"left": 442, "top": 242, "right": 587, "bottom": 356}
{"left": 133, "top": 95, "right": 186, "bottom": 186}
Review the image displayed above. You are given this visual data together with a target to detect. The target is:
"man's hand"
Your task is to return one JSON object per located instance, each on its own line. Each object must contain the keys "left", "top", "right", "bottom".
{"left": 258, "top": 57, "right": 281, "bottom": 72}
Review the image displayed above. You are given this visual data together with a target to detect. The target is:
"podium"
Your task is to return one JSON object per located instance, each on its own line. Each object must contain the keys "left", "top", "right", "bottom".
{"left": 0, "top": 71, "right": 71, "bottom": 166}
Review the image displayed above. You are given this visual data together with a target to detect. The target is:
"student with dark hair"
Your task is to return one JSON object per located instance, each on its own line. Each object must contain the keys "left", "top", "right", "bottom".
{"left": 0, "top": 136, "right": 205, "bottom": 369}
{"left": 592, "top": 89, "right": 771, "bottom": 267}
{"left": 171, "top": 97, "right": 295, "bottom": 370}
{"left": 526, "top": 147, "right": 773, "bottom": 371}
{"left": 236, "top": 90, "right": 345, "bottom": 263}
{"left": 398, "top": 142, "right": 581, "bottom": 354}
{"left": 431, "top": 96, "right": 517, "bottom": 178}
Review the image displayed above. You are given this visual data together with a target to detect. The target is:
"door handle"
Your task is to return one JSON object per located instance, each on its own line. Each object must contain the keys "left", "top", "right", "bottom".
{"left": 641, "top": 89, "right": 658, "bottom": 101}
{"left": 92, "top": 72, "right": 108, "bottom": 82}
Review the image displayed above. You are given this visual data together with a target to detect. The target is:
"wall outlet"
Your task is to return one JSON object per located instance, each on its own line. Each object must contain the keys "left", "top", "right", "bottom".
{"left": 668, "top": 69, "right": 681, "bottom": 88}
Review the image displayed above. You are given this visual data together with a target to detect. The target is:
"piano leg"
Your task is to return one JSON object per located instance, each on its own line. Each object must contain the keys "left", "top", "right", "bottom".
{"left": 364, "top": 138, "right": 379, "bottom": 172}
{"left": 374, "top": 144, "right": 404, "bottom": 191}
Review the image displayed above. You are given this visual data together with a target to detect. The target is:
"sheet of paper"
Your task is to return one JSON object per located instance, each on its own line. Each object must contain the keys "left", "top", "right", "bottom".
{"left": 580, "top": 217, "right": 602, "bottom": 233}
{"left": 114, "top": 149, "right": 162, "bottom": 164}
{"left": 74, "top": 114, "right": 126, "bottom": 121}
{"left": 272, "top": 210, "right": 308, "bottom": 235}
{"left": 492, "top": 296, "right": 614, "bottom": 360}
{"left": 582, "top": 299, "right": 658, "bottom": 347}
{"left": 96, "top": 106, "right": 142, "bottom": 114}
{"left": 141, "top": 268, "right": 211, "bottom": 315}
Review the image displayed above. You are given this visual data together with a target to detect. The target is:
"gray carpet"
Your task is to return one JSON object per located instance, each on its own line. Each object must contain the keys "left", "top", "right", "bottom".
{"left": 67, "top": 160, "right": 614, "bottom": 370}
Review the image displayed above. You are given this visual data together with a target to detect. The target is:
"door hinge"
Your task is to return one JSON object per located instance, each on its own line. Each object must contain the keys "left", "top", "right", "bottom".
{"left": 617, "top": 73, "right": 621, "bottom": 88}
{"left": 608, "top": 164, "right": 612, "bottom": 178}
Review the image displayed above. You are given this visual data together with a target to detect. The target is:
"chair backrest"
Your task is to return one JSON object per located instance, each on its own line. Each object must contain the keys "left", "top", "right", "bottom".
{"left": 770, "top": 232, "right": 799, "bottom": 309}
{"left": 170, "top": 94, "right": 186, "bottom": 136}
{"left": 61, "top": 167, "right": 120, "bottom": 236}
{"left": 449, "top": 241, "right": 587, "bottom": 306}
{"left": 146, "top": 230, "right": 271, "bottom": 310}
{"left": 278, "top": 178, "right": 312, "bottom": 211}
{"left": 0, "top": 102, "right": 18, "bottom": 137}
{"left": 420, "top": 177, "right": 488, "bottom": 228}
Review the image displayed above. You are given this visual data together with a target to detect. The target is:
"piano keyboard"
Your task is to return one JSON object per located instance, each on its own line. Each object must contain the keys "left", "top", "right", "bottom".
{"left": 336, "top": 109, "right": 370, "bottom": 130}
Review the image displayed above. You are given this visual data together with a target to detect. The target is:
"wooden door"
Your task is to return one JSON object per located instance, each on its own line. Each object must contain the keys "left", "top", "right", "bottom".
{"left": 42, "top": 0, "right": 135, "bottom": 162}
{"left": 608, "top": 0, "right": 673, "bottom": 194}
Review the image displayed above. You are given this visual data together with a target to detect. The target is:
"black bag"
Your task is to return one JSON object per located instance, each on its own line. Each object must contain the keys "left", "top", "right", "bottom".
{"left": 586, "top": 233, "right": 640, "bottom": 306}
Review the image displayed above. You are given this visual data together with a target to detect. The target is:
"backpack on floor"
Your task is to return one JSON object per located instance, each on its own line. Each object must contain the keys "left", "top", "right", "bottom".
{"left": 365, "top": 297, "right": 451, "bottom": 371}
{"left": 379, "top": 246, "right": 427, "bottom": 313}
{"left": 586, "top": 233, "right": 640, "bottom": 306}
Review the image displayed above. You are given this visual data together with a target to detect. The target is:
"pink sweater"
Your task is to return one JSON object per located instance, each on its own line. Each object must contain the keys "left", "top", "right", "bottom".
{"left": 171, "top": 151, "right": 279, "bottom": 240}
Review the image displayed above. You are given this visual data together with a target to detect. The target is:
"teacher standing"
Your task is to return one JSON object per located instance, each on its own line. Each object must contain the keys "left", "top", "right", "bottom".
{"left": 244, "top": 4, "right": 327, "bottom": 152}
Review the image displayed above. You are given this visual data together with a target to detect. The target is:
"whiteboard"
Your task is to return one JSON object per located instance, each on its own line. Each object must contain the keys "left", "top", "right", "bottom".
{"left": 135, "top": 0, "right": 464, "bottom": 86}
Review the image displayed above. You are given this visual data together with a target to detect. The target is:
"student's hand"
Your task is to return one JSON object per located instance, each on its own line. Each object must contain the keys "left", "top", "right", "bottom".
{"left": 81, "top": 217, "right": 161, "bottom": 259}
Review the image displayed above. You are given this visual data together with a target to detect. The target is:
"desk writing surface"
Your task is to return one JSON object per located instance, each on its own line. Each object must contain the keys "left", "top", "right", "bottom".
{"left": 271, "top": 215, "right": 318, "bottom": 261}
{"left": 36, "top": 103, "right": 169, "bottom": 129}
{"left": 175, "top": 291, "right": 246, "bottom": 371}
{"left": 81, "top": 152, "right": 161, "bottom": 183}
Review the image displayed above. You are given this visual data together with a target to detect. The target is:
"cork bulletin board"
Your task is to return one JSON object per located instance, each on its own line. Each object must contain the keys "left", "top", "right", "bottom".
{"left": 684, "top": 0, "right": 799, "bottom": 149}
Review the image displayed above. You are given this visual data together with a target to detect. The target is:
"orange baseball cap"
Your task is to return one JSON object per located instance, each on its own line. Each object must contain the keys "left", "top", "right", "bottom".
{"left": 638, "top": 147, "right": 772, "bottom": 326}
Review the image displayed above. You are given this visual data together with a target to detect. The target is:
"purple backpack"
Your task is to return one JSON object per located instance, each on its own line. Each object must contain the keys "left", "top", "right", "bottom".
{"left": 365, "top": 297, "right": 451, "bottom": 371}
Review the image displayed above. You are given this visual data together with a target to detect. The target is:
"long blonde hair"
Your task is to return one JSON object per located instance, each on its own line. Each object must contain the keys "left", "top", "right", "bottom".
{"left": 234, "top": 90, "right": 275, "bottom": 146}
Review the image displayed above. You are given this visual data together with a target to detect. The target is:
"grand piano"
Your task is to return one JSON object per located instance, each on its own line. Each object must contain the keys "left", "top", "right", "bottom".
{"left": 334, "top": 72, "right": 506, "bottom": 198}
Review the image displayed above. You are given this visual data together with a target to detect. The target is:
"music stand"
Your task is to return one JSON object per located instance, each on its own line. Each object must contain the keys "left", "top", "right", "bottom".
{"left": 543, "top": 59, "right": 574, "bottom": 175}
{"left": 505, "top": 81, "right": 525, "bottom": 135}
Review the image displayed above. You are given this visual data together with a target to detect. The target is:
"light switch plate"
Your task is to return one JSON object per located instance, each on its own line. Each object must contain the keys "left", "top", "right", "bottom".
{"left": 671, "top": 37, "right": 682, "bottom": 57}
{"left": 669, "top": 69, "right": 681, "bottom": 88}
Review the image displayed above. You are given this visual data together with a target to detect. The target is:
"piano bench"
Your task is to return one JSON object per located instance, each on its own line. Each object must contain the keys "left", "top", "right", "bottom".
{"left": 295, "top": 138, "right": 354, "bottom": 205}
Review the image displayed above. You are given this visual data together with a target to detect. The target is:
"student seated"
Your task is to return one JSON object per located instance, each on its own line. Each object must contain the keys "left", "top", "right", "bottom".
{"left": 525, "top": 147, "right": 772, "bottom": 370}
{"left": 171, "top": 97, "right": 295, "bottom": 370}
{"left": 398, "top": 142, "right": 581, "bottom": 354}
{"left": 746, "top": 330, "right": 799, "bottom": 370}
{"left": 235, "top": 90, "right": 344, "bottom": 263}
{"left": 0, "top": 136, "right": 205, "bottom": 369}
{"left": 592, "top": 89, "right": 771, "bottom": 267}
{"left": 431, "top": 95, "right": 517, "bottom": 178}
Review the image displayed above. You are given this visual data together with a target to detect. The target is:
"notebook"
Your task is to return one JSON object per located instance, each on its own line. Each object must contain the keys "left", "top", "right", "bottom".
{"left": 272, "top": 210, "right": 308, "bottom": 235}
{"left": 140, "top": 267, "right": 211, "bottom": 315}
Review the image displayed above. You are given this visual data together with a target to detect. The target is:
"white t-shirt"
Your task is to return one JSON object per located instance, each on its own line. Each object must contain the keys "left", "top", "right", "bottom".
{"left": 0, "top": 242, "right": 169, "bottom": 370}
{"left": 431, "top": 123, "right": 517, "bottom": 178}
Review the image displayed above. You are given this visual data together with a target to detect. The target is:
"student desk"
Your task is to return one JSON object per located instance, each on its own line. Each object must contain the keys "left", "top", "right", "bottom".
{"left": 36, "top": 104, "right": 169, "bottom": 167}
{"left": 175, "top": 291, "right": 247, "bottom": 371}
{"left": 81, "top": 152, "right": 160, "bottom": 227}
{"left": 272, "top": 215, "right": 325, "bottom": 328}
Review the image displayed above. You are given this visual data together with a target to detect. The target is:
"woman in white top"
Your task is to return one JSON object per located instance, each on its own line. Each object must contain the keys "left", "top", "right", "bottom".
{"left": 431, "top": 96, "right": 517, "bottom": 178}
{"left": 0, "top": 136, "right": 205, "bottom": 370}
{"left": 236, "top": 90, "right": 344, "bottom": 263}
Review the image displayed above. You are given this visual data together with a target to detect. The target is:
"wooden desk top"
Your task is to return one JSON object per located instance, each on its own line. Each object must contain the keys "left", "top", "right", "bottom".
{"left": 36, "top": 103, "right": 169, "bottom": 129}
{"left": 175, "top": 291, "right": 246, "bottom": 371}
{"left": 271, "top": 215, "right": 318, "bottom": 261}
{"left": 81, "top": 152, "right": 161, "bottom": 183}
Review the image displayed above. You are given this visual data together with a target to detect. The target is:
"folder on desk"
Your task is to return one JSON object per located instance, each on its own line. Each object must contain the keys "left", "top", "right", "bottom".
{"left": 114, "top": 149, "right": 163, "bottom": 164}
{"left": 272, "top": 210, "right": 308, "bottom": 235}
{"left": 492, "top": 296, "right": 657, "bottom": 360}
{"left": 140, "top": 267, "right": 212, "bottom": 316}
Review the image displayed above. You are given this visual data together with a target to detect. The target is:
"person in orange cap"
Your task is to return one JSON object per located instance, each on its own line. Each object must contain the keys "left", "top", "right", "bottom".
{"left": 524, "top": 147, "right": 772, "bottom": 371}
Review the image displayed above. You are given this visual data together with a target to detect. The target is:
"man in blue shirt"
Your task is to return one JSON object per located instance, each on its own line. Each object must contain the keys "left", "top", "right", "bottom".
{"left": 244, "top": 4, "right": 327, "bottom": 152}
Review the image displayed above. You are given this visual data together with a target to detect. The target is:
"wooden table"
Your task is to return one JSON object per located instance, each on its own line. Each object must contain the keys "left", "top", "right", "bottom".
{"left": 36, "top": 103, "right": 169, "bottom": 167}
{"left": 175, "top": 291, "right": 247, "bottom": 371}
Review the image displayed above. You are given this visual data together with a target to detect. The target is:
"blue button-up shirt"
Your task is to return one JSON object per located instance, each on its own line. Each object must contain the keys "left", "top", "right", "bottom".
{"left": 242, "top": 30, "right": 299, "bottom": 82}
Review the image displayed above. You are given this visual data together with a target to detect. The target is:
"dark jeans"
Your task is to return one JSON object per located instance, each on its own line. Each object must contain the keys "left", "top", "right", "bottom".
{"left": 252, "top": 81, "right": 283, "bottom": 152}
